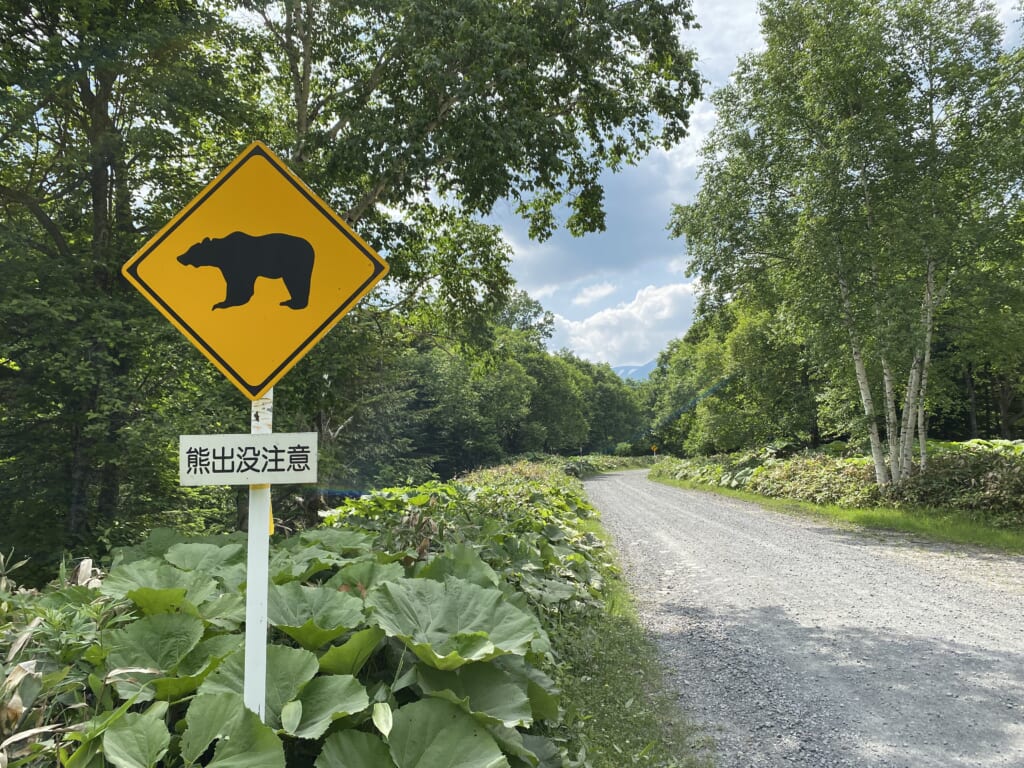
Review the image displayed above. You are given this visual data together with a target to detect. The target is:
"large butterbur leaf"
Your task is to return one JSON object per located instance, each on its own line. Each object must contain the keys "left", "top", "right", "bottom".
{"left": 164, "top": 542, "right": 244, "bottom": 573}
{"left": 101, "top": 558, "right": 218, "bottom": 614}
{"left": 366, "top": 577, "right": 542, "bottom": 670}
{"left": 416, "top": 663, "right": 532, "bottom": 729}
{"left": 181, "top": 693, "right": 284, "bottom": 768}
{"left": 267, "top": 582, "right": 365, "bottom": 649}
{"left": 417, "top": 544, "right": 500, "bottom": 588}
{"left": 316, "top": 730, "right": 395, "bottom": 768}
{"left": 102, "top": 711, "right": 170, "bottom": 768}
{"left": 105, "top": 613, "right": 205, "bottom": 700}
{"left": 284, "top": 674, "right": 369, "bottom": 739}
{"left": 198, "top": 645, "right": 319, "bottom": 730}
{"left": 318, "top": 627, "right": 385, "bottom": 675}
{"left": 389, "top": 699, "right": 509, "bottom": 768}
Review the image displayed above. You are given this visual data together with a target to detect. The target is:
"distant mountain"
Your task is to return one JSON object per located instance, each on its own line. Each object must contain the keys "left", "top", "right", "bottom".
{"left": 612, "top": 360, "right": 656, "bottom": 380}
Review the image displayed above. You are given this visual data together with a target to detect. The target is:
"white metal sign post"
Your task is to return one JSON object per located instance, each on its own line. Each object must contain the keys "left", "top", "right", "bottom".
{"left": 246, "top": 389, "right": 272, "bottom": 720}
{"left": 176, "top": 394, "right": 321, "bottom": 719}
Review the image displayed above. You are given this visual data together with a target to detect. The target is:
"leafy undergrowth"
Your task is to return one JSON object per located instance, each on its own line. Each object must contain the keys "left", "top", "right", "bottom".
{"left": 1, "top": 461, "right": 701, "bottom": 768}
{"left": 650, "top": 440, "right": 1024, "bottom": 549}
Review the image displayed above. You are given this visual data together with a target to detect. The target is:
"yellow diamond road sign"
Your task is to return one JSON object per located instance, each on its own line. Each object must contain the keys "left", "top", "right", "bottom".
{"left": 122, "top": 141, "right": 388, "bottom": 400}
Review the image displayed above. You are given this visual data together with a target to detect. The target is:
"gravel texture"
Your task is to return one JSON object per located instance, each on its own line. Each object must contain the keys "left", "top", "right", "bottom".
{"left": 583, "top": 471, "right": 1024, "bottom": 768}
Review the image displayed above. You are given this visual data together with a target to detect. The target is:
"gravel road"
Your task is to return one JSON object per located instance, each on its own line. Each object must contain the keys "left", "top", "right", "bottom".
{"left": 583, "top": 471, "right": 1024, "bottom": 768}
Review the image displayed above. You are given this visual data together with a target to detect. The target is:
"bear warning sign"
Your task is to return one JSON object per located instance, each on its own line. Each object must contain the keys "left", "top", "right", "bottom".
{"left": 122, "top": 141, "right": 389, "bottom": 400}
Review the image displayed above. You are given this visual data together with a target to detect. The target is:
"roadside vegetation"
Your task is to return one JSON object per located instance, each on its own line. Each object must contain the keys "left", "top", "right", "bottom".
{"left": 0, "top": 460, "right": 707, "bottom": 768}
{"left": 650, "top": 440, "right": 1024, "bottom": 552}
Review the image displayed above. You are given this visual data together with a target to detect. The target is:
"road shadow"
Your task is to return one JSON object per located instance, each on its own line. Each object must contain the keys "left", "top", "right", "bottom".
{"left": 649, "top": 599, "right": 1024, "bottom": 768}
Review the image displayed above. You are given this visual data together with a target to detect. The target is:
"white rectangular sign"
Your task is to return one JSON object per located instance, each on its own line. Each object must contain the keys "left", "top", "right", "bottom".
{"left": 179, "top": 432, "right": 317, "bottom": 486}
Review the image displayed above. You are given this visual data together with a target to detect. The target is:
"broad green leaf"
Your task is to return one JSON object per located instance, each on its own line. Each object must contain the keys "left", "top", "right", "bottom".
{"left": 318, "top": 627, "right": 385, "bottom": 675}
{"left": 125, "top": 587, "right": 192, "bottom": 615}
{"left": 326, "top": 560, "right": 404, "bottom": 595}
{"left": 267, "top": 582, "right": 365, "bottom": 649}
{"left": 165, "top": 542, "right": 244, "bottom": 572}
{"left": 297, "top": 528, "right": 374, "bottom": 554}
{"left": 417, "top": 663, "right": 532, "bottom": 728}
{"left": 181, "top": 693, "right": 284, "bottom": 768}
{"left": 152, "top": 635, "right": 242, "bottom": 702}
{"left": 287, "top": 675, "right": 369, "bottom": 739}
{"left": 491, "top": 657, "right": 560, "bottom": 723}
{"left": 316, "top": 730, "right": 396, "bottom": 768}
{"left": 199, "top": 645, "right": 319, "bottom": 730}
{"left": 485, "top": 725, "right": 537, "bottom": 768}
{"left": 367, "top": 577, "right": 542, "bottom": 670}
{"left": 521, "top": 735, "right": 562, "bottom": 768}
{"left": 418, "top": 544, "right": 500, "bottom": 588}
{"left": 105, "top": 614, "right": 204, "bottom": 700}
{"left": 101, "top": 559, "right": 218, "bottom": 611}
{"left": 102, "top": 712, "right": 170, "bottom": 768}
{"left": 388, "top": 699, "right": 509, "bottom": 768}
{"left": 199, "top": 593, "right": 247, "bottom": 631}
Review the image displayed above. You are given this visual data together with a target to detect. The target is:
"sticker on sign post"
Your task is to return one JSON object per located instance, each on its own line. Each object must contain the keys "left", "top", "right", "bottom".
{"left": 179, "top": 433, "right": 317, "bottom": 486}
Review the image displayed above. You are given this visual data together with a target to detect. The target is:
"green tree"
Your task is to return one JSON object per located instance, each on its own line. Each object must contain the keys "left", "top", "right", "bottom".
{"left": 0, "top": 0, "right": 256, "bottom": 567}
{"left": 240, "top": 0, "right": 702, "bottom": 236}
{"left": 673, "top": 0, "right": 1013, "bottom": 484}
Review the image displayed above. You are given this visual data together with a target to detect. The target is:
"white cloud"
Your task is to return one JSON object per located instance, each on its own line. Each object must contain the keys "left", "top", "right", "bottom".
{"left": 572, "top": 282, "right": 616, "bottom": 306}
{"left": 552, "top": 282, "right": 698, "bottom": 367}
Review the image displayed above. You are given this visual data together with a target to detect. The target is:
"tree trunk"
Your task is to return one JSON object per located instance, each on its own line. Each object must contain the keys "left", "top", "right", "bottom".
{"left": 965, "top": 365, "right": 979, "bottom": 439}
{"left": 899, "top": 353, "right": 922, "bottom": 478}
{"left": 997, "top": 377, "right": 1015, "bottom": 439}
{"left": 852, "top": 340, "right": 890, "bottom": 486}
{"left": 881, "top": 358, "right": 902, "bottom": 484}
{"left": 839, "top": 276, "right": 889, "bottom": 486}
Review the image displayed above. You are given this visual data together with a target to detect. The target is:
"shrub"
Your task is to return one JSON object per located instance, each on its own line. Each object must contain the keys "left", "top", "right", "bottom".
{"left": 1, "top": 462, "right": 607, "bottom": 767}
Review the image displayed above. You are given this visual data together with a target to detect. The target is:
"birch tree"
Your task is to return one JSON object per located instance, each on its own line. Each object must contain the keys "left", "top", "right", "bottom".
{"left": 673, "top": 0, "right": 1012, "bottom": 486}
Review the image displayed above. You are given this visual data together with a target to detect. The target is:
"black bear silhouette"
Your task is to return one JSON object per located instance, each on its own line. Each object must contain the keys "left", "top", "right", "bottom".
{"left": 177, "top": 232, "right": 315, "bottom": 310}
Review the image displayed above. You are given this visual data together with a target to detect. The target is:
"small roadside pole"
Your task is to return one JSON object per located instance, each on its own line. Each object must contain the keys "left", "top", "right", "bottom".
{"left": 122, "top": 141, "right": 388, "bottom": 721}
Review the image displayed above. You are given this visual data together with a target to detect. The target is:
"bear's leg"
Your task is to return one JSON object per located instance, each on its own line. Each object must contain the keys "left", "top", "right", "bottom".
{"left": 280, "top": 262, "right": 313, "bottom": 309}
{"left": 213, "top": 275, "right": 257, "bottom": 309}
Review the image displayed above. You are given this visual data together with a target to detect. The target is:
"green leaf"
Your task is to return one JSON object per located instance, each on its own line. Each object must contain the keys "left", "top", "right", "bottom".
{"left": 199, "top": 592, "right": 247, "bottom": 631}
{"left": 388, "top": 699, "right": 509, "bottom": 768}
{"left": 492, "top": 656, "right": 560, "bottom": 723}
{"left": 280, "top": 700, "right": 302, "bottom": 735}
{"left": 316, "top": 730, "right": 396, "bottom": 768}
{"left": 286, "top": 675, "right": 369, "bottom": 739}
{"left": 165, "top": 542, "right": 244, "bottom": 572}
{"left": 267, "top": 582, "right": 365, "bottom": 649}
{"left": 105, "top": 613, "right": 205, "bottom": 700}
{"left": 181, "top": 692, "right": 284, "bottom": 768}
{"left": 102, "top": 712, "right": 170, "bottom": 768}
{"left": 102, "top": 558, "right": 218, "bottom": 610}
{"left": 125, "top": 587, "right": 192, "bottom": 615}
{"left": 318, "top": 627, "right": 385, "bottom": 675}
{"left": 372, "top": 702, "right": 393, "bottom": 737}
{"left": 297, "top": 528, "right": 375, "bottom": 554}
{"left": 418, "top": 544, "right": 500, "bottom": 588}
{"left": 367, "top": 577, "right": 542, "bottom": 670}
{"left": 326, "top": 560, "right": 404, "bottom": 595}
{"left": 199, "top": 645, "right": 319, "bottom": 730}
{"left": 416, "top": 663, "right": 532, "bottom": 728}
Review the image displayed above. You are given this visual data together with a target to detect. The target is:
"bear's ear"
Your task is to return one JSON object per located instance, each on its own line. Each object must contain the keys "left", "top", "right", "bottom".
{"left": 203, "top": 237, "right": 211, "bottom": 244}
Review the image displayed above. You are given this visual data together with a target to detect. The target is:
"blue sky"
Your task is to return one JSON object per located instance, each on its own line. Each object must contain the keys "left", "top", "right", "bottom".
{"left": 491, "top": 0, "right": 1021, "bottom": 368}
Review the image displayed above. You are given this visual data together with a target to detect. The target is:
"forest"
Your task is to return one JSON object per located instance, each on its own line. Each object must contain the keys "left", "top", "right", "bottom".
{"left": 2, "top": 0, "right": 1023, "bottom": 581}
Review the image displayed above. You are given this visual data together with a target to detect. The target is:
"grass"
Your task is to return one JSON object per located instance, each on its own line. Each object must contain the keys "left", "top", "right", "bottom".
{"left": 651, "top": 475, "right": 1024, "bottom": 554}
{"left": 549, "top": 515, "right": 713, "bottom": 768}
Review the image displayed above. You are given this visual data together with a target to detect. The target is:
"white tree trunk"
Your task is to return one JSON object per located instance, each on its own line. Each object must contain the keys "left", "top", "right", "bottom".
{"left": 882, "top": 358, "right": 902, "bottom": 484}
